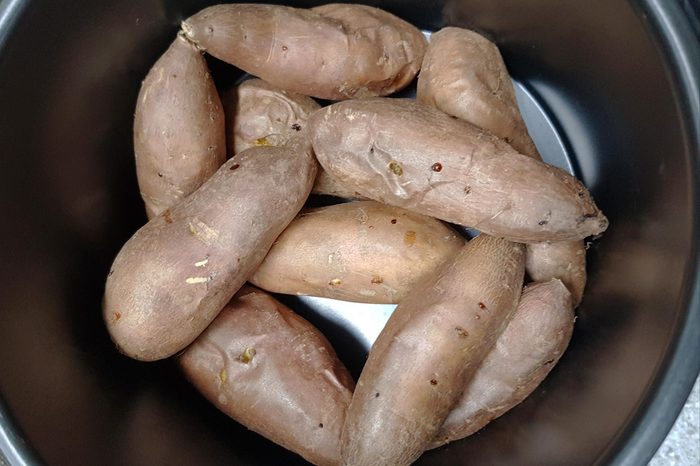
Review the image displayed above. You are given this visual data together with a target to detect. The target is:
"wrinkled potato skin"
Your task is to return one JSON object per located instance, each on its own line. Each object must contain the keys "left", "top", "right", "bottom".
{"left": 431, "top": 279, "right": 574, "bottom": 448}
{"left": 417, "top": 27, "right": 537, "bottom": 158}
{"left": 310, "top": 98, "right": 608, "bottom": 243}
{"left": 250, "top": 201, "right": 464, "bottom": 303}
{"left": 103, "top": 139, "right": 316, "bottom": 361}
{"left": 342, "top": 235, "right": 525, "bottom": 466}
{"left": 222, "top": 78, "right": 320, "bottom": 156}
{"left": 417, "top": 27, "right": 588, "bottom": 303}
{"left": 181, "top": 4, "right": 427, "bottom": 100}
{"left": 180, "top": 287, "right": 353, "bottom": 466}
{"left": 526, "top": 242, "right": 586, "bottom": 306}
{"left": 134, "top": 34, "right": 225, "bottom": 219}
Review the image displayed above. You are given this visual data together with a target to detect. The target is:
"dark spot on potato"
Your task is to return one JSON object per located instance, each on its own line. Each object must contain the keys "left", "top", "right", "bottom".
{"left": 207, "top": 145, "right": 214, "bottom": 151}
{"left": 504, "top": 136, "right": 513, "bottom": 143}
{"left": 464, "top": 186, "right": 472, "bottom": 195}
{"left": 404, "top": 230, "right": 416, "bottom": 246}
{"left": 390, "top": 218, "right": 397, "bottom": 224}
{"left": 329, "top": 278, "right": 342, "bottom": 286}
{"left": 236, "top": 258, "right": 241, "bottom": 263}
{"left": 206, "top": 26, "right": 214, "bottom": 34}
{"left": 318, "top": 423, "right": 324, "bottom": 428}
{"left": 230, "top": 163, "right": 240, "bottom": 170}
{"left": 368, "top": 225, "right": 374, "bottom": 229}
{"left": 282, "top": 45, "right": 288, "bottom": 51}
{"left": 431, "top": 162, "right": 443, "bottom": 172}
{"left": 163, "top": 209, "right": 173, "bottom": 224}
{"left": 239, "top": 347, "right": 256, "bottom": 363}
{"left": 375, "top": 392, "right": 380, "bottom": 398}
{"left": 108, "top": 269, "right": 114, "bottom": 277}
{"left": 430, "top": 379, "right": 438, "bottom": 385}
{"left": 455, "top": 326, "right": 469, "bottom": 337}
{"left": 369, "top": 146, "right": 375, "bottom": 154}
{"left": 371, "top": 276, "right": 383, "bottom": 284}
{"left": 243, "top": 34, "right": 248, "bottom": 40}
{"left": 157, "top": 172, "right": 164, "bottom": 178}
{"left": 112, "top": 312, "right": 121, "bottom": 323}
{"left": 388, "top": 161, "right": 403, "bottom": 176}
{"left": 544, "top": 359, "right": 555, "bottom": 365}
{"left": 478, "top": 302, "right": 487, "bottom": 310}
{"left": 577, "top": 212, "right": 599, "bottom": 223}
{"left": 578, "top": 191, "right": 586, "bottom": 198}
{"left": 171, "top": 74, "right": 177, "bottom": 78}
{"left": 450, "top": 115, "right": 458, "bottom": 119}
{"left": 291, "top": 123, "right": 302, "bottom": 131}
{"left": 538, "top": 220, "right": 548, "bottom": 226}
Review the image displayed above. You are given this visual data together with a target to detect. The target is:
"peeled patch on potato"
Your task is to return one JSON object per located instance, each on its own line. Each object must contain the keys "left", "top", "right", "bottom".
{"left": 103, "top": 137, "right": 316, "bottom": 361}
{"left": 181, "top": 3, "right": 427, "bottom": 100}
{"left": 180, "top": 287, "right": 354, "bottom": 466}
{"left": 342, "top": 235, "right": 525, "bottom": 466}
{"left": 222, "top": 78, "right": 320, "bottom": 156}
{"left": 134, "top": 33, "right": 225, "bottom": 219}
{"left": 310, "top": 98, "right": 608, "bottom": 243}
{"left": 431, "top": 279, "right": 574, "bottom": 448}
{"left": 250, "top": 200, "right": 464, "bottom": 303}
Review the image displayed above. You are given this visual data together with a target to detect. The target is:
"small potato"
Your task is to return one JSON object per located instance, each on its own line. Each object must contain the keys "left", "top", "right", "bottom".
{"left": 250, "top": 201, "right": 464, "bottom": 303}
{"left": 181, "top": 4, "right": 427, "bottom": 100}
{"left": 180, "top": 287, "right": 353, "bottom": 466}
{"left": 134, "top": 33, "right": 225, "bottom": 218}
{"left": 341, "top": 235, "right": 525, "bottom": 466}
{"left": 222, "top": 78, "right": 320, "bottom": 156}
{"left": 431, "top": 279, "right": 574, "bottom": 448}
{"left": 417, "top": 27, "right": 588, "bottom": 303}
{"left": 310, "top": 98, "right": 608, "bottom": 243}
{"left": 103, "top": 137, "right": 316, "bottom": 361}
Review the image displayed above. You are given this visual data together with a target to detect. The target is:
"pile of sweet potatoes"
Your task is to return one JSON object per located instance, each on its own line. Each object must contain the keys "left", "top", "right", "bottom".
{"left": 103, "top": 4, "right": 608, "bottom": 465}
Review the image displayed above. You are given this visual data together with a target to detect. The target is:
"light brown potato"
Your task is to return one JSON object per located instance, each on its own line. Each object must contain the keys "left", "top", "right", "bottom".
{"left": 430, "top": 279, "right": 574, "bottom": 448}
{"left": 134, "top": 33, "right": 226, "bottom": 219}
{"left": 526, "top": 241, "right": 586, "bottom": 305}
{"left": 341, "top": 235, "right": 525, "bottom": 466}
{"left": 417, "top": 26, "right": 588, "bottom": 304}
{"left": 250, "top": 201, "right": 464, "bottom": 304}
{"left": 312, "top": 170, "right": 366, "bottom": 199}
{"left": 310, "top": 98, "right": 608, "bottom": 243}
{"left": 181, "top": 4, "right": 427, "bottom": 100}
{"left": 179, "top": 287, "right": 353, "bottom": 466}
{"left": 417, "top": 27, "right": 537, "bottom": 158}
{"left": 103, "top": 137, "right": 316, "bottom": 361}
{"left": 222, "top": 78, "right": 320, "bottom": 156}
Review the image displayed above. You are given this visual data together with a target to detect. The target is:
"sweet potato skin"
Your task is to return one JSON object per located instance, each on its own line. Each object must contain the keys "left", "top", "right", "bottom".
{"left": 103, "top": 138, "right": 316, "bottom": 361}
{"left": 417, "top": 26, "right": 588, "bottom": 303}
{"left": 310, "top": 98, "right": 608, "bottom": 243}
{"left": 134, "top": 34, "right": 225, "bottom": 218}
{"left": 431, "top": 279, "right": 574, "bottom": 448}
{"left": 341, "top": 235, "right": 525, "bottom": 466}
{"left": 250, "top": 201, "right": 464, "bottom": 303}
{"left": 181, "top": 4, "right": 427, "bottom": 100}
{"left": 179, "top": 287, "right": 354, "bottom": 466}
{"left": 222, "top": 78, "right": 320, "bottom": 156}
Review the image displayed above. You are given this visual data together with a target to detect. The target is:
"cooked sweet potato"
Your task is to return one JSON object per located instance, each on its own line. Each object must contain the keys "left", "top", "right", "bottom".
{"left": 103, "top": 137, "right": 316, "bottom": 361}
{"left": 181, "top": 3, "right": 427, "bottom": 100}
{"left": 134, "top": 33, "right": 225, "bottom": 218}
{"left": 431, "top": 279, "right": 574, "bottom": 448}
{"left": 179, "top": 287, "right": 353, "bottom": 466}
{"left": 341, "top": 235, "right": 525, "bottom": 466}
{"left": 222, "top": 78, "right": 320, "bottom": 156}
{"left": 417, "top": 27, "right": 588, "bottom": 303}
{"left": 250, "top": 201, "right": 464, "bottom": 303}
{"left": 309, "top": 98, "right": 608, "bottom": 243}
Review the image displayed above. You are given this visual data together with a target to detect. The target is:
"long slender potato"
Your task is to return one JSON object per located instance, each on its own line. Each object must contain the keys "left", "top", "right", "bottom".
{"left": 430, "top": 279, "right": 574, "bottom": 448}
{"left": 134, "top": 33, "right": 225, "bottom": 219}
{"left": 180, "top": 287, "right": 354, "bottom": 466}
{"left": 222, "top": 78, "right": 320, "bottom": 156}
{"left": 250, "top": 201, "right": 464, "bottom": 303}
{"left": 103, "top": 137, "right": 316, "bottom": 361}
{"left": 310, "top": 98, "right": 608, "bottom": 243}
{"left": 341, "top": 235, "right": 525, "bottom": 466}
{"left": 181, "top": 4, "right": 427, "bottom": 100}
{"left": 417, "top": 26, "right": 587, "bottom": 304}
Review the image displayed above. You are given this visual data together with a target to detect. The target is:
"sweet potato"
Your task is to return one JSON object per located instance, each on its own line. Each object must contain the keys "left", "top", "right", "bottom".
{"left": 222, "top": 78, "right": 320, "bottom": 156}
{"left": 417, "top": 27, "right": 587, "bottom": 303}
{"left": 430, "top": 279, "right": 574, "bottom": 448}
{"left": 103, "top": 137, "right": 316, "bottom": 361}
{"left": 181, "top": 3, "right": 427, "bottom": 100}
{"left": 341, "top": 234, "right": 525, "bottom": 466}
{"left": 250, "top": 201, "right": 464, "bottom": 303}
{"left": 134, "top": 33, "right": 225, "bottom": 218}
{"left": 309, "top": 98, "right": 608, "bottom": 243}
{"left": 179, "top": 287, "right": 353, "bottom": 466}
